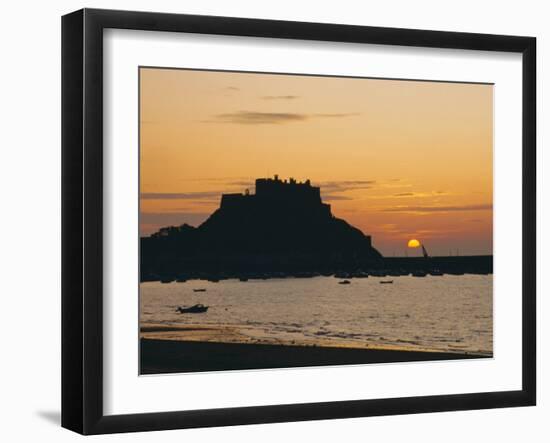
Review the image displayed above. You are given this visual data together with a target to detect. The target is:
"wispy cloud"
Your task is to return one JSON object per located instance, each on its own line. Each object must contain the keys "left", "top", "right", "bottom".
{"left": 140, "top": 211, "right": 210, "bottom": 226}
{"left": 316, "top": 180, "right": 376, "bottom": 202}
{"left": 322, "top": 194, "right": 354, "bottom": 201}
{"left": 261, "top": 95, "right": 300, "bottom": 100}
{"left": 392, "top": 191, "right": 450, "bottom": 198}
{"left": 212, "top": 111, "right": 308, "bottom": 125}
{"left": 141, "top": 192, "right": 220, "bottom": 201}
{"left": 175, "top": 176, "right": 251, "bottom": 184}
{"left": 208, "top": 110, "right": 360, "bottom": 125}
{"left": 382, "top": 204, "right": 492, "bottom": 213}
{"left": 226, "top": 180, "right": 255, "bottom": 188}
{"left": 315, "top": 180, "right": 376, "bottom": 201}
{"left": 141, "top": 179, "right": 375, "bottom": 205}
{"left": 319, "top": 180, "right": 376, "bottom": 193}
{"left": 372, "top": 179, "right": 412, "bottom": 190}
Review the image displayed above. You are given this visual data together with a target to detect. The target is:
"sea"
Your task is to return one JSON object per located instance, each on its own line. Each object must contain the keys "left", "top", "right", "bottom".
{"left": 140, "top": 274, "right": 493, "bottom": 355}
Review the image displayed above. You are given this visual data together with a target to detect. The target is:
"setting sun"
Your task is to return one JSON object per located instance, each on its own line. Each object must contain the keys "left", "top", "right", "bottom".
{"left": 408, "top": 239, "right": 421, "bottom": 248}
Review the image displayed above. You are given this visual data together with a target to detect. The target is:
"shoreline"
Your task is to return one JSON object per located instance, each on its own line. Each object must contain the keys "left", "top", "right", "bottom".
{"left": 140, "top": 336, "right": 489, "bottom": 375}
{"left": 141, "top": 256, "right": 493, "bottom": 283}
{"left": 140, "top": 323, "right": 491, "bottom": 355}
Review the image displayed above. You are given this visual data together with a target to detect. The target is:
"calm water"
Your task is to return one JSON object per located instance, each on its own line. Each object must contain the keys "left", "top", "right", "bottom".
{"left": 140, "top": 275, "right": 492, "bottom": 355}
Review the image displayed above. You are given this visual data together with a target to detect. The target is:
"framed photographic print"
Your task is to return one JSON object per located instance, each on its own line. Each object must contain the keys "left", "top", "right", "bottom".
{"left": 61, "top": 8, "right": 536, "bottom": 435}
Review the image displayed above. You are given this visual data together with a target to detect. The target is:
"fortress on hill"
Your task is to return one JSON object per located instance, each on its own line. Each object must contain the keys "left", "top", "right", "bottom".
{"left": 211, "top": 175, "right": 372, "bottom": 249}
{"left": 141, "top": 175, "right": 381, "bottom": 277}
{"left": 141, "top": 175, "right": 493, "bottom": 279}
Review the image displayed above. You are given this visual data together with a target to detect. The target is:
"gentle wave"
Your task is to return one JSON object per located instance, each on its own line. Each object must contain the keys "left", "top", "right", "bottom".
{"left": 140, "top": 275, "right": 493, "bottom": 355}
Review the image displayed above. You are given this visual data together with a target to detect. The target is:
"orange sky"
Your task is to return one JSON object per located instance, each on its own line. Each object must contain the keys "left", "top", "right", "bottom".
{"left": 140, "top": 67, "right": 493, "bottom": 256}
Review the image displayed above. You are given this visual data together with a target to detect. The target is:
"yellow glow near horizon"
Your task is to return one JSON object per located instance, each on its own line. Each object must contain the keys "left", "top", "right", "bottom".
{"left": 408, "top": 239, "right": 421, "bottom": 248}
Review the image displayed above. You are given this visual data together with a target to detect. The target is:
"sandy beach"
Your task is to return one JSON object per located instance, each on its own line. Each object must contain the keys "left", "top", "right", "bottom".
{"left": 140, "top": 324, "right": 486, "bottom": 374}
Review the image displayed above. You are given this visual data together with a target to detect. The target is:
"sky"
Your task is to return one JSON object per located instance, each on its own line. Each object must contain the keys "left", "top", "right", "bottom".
{"left": 140, "top": 67, "right": 493, "bottom": 257}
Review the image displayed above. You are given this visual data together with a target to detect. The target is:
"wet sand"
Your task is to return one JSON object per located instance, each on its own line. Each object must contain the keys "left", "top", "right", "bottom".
{"left": 140, "top": 324, "right": 486, "bottom": 374}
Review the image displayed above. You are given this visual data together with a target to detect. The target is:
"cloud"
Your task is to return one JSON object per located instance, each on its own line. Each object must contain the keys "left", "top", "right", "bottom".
{"left": 208, "top": 110, "right": 360, "bottom": 125}
{"left": 261, "top": 95, "right": 300, "bottom": 100}
{"left": 371, "top": 179, "right": 412, "bottom": 190}
{"left": 212, "top": 111, "right": 308, "bottom": 125}
{"left": 175, "top": 176, "right": 251, "bottom": 184}
{"left": 392, "top": 191, "right": 450, "bottom": 198}
{"left": 141, "top": 179, "right": 374, "bottom": 206}
{"left": 229, "top": 178, "right": 373, "bottom": 194}
{"left": 321, "top": 194, "right": 354, "bottom": 201}
{"left": 140, "top": 211, "right": 210, "bottom": 227}
{"left": 312, "top": 180, "right": 377, "bottom": 202}
{"left": 141, "top": 192, "right": 220, "bottom": 201}
{"left": 319, "top": 180, "right": 376, "bottom": 193}
{"left": 382, "top": 204, "right": 493, "bottom": 213}
{"left": 225, "top": 180, "right": 255, "bottom": 188}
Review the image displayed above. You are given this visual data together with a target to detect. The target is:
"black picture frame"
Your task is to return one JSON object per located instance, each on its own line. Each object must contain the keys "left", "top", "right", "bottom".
{"left": 62, "top": 8, "right": 536, "bottom": 435}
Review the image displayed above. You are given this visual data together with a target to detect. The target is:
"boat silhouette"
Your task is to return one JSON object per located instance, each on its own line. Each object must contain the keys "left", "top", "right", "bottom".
{"left": 176, "top": 304, "right": 208, "bottom": 314}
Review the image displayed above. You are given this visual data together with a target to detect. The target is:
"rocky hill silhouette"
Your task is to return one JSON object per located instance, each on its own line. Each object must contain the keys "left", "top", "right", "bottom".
{"left": 141, "top": 176, "right": 382, "bottom": 279}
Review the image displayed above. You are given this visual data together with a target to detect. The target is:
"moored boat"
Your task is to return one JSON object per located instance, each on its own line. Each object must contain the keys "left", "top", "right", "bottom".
{"left": 176, "top": 304, "right": 208, "bottom": 314}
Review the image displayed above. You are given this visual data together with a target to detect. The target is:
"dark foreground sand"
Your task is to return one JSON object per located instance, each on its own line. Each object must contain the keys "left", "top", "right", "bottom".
{"left": 140, "top": 338, "right": 486, "bottom": 374}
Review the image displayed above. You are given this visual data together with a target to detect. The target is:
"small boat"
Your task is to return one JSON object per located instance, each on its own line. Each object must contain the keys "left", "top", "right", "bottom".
{"left": 176, "top": 304, "right": 208, "bottom": 314}
{"left": 429, "top": 269, "right": 443, "bottom": 276}
{"left": 380, "top": 280, "right": 394, "bottom": 284}
{"left": 239, "top": 277, "right": 249, "bottom": 282}
{"left": 338, "top": 280, "right": 351, "bottom": 285}
{"left": 193, "top": 288, "right": 207, "bottom": 292}
{"left": 160, "top": 278, "right": 174, "bottom": 284}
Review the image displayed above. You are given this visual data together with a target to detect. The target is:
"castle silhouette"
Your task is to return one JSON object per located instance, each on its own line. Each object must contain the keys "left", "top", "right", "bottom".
{"left": 141, "top": 175, "right": 493, "bottom": 280}
{"left": 221, "top": 175, "right": 331, "bottom": 218}
{"left": 206, "top": 174, "right": 373, "bottom": 248}
{"left": 141, "top": 175, "right": 380, "bottom": 279}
